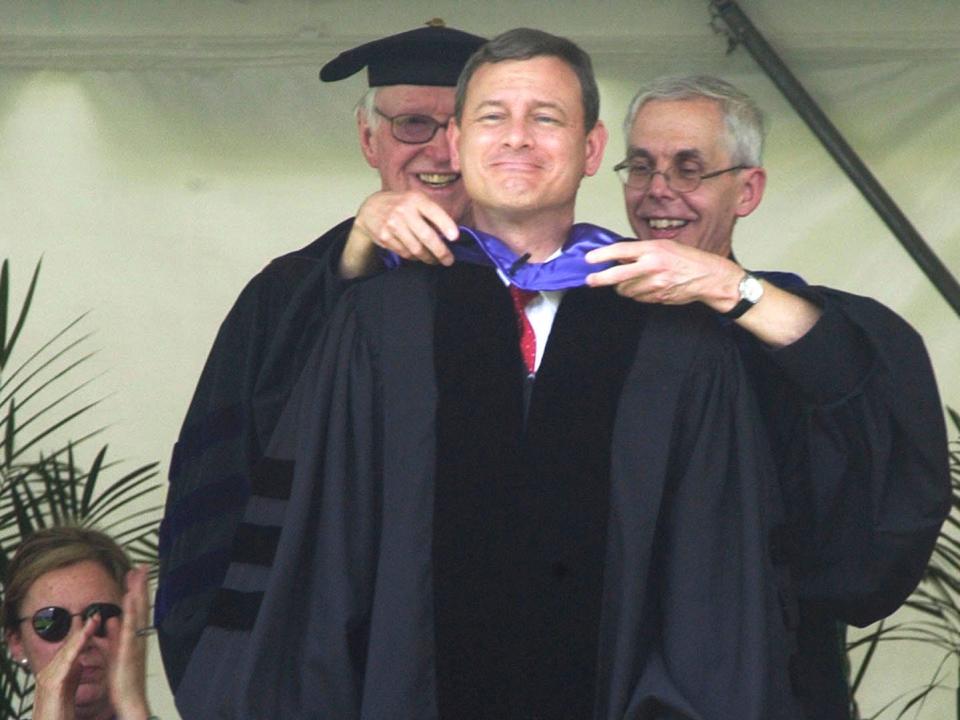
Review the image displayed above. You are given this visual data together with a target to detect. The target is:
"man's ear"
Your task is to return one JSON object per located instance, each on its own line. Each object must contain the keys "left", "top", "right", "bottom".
{"left": 357, "top": 111, "right": 379, "bottom": 170}
{"left": 582, "top": 120, "right": 608, "bottom": 177}
{"left": 448, "top": 118, "right": 462, "bottom": 173}
{"left": 735, "top": 166, "right": 766, "bottom": 218}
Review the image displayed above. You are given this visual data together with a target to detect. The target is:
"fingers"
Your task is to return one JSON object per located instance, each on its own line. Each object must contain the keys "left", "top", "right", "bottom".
{"left": 585, "top": 240, "right": 647, "bottom": 266}
{"left": 382, "top": 211, "right": 454, "bottom": 266}
{"left": 585, "top": 248, "right": 650, "bottom": 291}
{"left": 584, "top": 241, "right": 648, "bottom": 288}
{"left": 413, "top": 199, "right": 460, "bottom": 243}
{"left": 356, "top": 191, "right": 458, "bottom": 266}
{"left": 127, "top": 565, "right": 150, "bottom": 630}
{"left": 108, "top": 566, "right": 152, "bottom": 718}
{"left": 585, "top": 262, "right": 649, "bottom": 288}
{"left": 585, "top": 240, "right": 691, "bottom": 303}
{"left": 33, "top": 613, "right": 99, "bottom": 709}
{"left": 112, "top": 566, "right": 150, "bottom": 647}
{"left": 59, "top": 613, "right": 100, "bottom": 668}
{"left": 591, "top": 240, "right": 737, "bottom": 306}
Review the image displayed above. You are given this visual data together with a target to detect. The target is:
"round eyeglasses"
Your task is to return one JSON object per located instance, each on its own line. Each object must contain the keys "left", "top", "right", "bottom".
{"left": 613, "top": 160, "right": 747, "bottom": 193}
{"left": 17, "top": 602, "right": 122, "bottom": 643}
{"left": 374, "top": 108, "right": 450, "bottom": 144}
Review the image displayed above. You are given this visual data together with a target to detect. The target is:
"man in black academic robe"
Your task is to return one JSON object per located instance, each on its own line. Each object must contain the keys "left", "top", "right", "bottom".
{"left": 173, "top": 29, "right": 806, "bottom": 720}
{"left": 156, "top": 23, "right": 485, "bottom": 690}
{"left": 586, "top": 74, "right": 950, "bottom": 719}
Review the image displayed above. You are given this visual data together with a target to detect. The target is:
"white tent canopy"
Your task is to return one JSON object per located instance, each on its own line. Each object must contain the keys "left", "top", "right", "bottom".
{"left": 3, "top": 2, "right": 958, "bottom": 717}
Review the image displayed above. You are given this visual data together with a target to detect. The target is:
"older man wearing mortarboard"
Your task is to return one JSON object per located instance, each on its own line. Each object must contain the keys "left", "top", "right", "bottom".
{"left": 155, "top": 21, "right": 484, "bottom": 697}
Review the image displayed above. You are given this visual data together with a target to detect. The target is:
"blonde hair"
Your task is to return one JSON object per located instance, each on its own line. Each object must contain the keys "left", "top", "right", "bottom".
{"left": 2, "top": 525, "right": 131, "bottom": 630}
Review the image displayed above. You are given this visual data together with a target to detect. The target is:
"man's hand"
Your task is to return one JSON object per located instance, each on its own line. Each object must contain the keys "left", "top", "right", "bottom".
{"left": 339, "top": 190, "right": 460, "bottom": 279}
{"left": 585, "top": 239, "right": 743, "bottom": 309}
{"left": 586, "top": 239, "right": 822, "bottom": 348}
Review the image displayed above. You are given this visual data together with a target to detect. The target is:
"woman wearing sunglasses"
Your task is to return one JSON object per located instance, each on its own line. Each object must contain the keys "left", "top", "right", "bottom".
{"left": 3, "top": 526, "right": 154, "bottom": 720}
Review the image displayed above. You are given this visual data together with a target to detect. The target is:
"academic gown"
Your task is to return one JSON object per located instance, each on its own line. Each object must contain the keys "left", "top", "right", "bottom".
{"left": 159, "top": 225, "right": 950, "bottom": 719}
{"left": 731, "top": 283, "right": 950, "bottom": 719}
{"left": 156, "top": 218, "right": 355, "bottom": 689}
{"left": 174, "top": 261, "right": 803, "bottom": 720}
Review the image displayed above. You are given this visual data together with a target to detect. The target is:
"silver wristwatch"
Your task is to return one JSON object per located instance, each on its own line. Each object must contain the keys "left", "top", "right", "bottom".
{"left": 721, "top": 271, "right": 764, "bottom": 319}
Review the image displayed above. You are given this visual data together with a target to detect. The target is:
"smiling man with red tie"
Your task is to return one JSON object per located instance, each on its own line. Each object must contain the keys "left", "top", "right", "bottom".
{"left": 175, "top": 29, "right": 809, "bottom": 719}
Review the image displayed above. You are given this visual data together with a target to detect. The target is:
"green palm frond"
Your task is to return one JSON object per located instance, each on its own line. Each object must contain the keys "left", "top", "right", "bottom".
{"left": 0, "top": 258, "right": 163, "bottom": 713}
{"left": 0, "top": 258, "right": 41, "bottom": 369}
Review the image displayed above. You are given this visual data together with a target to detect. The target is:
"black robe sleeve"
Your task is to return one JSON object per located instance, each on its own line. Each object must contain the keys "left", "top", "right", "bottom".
{"left": 172, "top": 267, "right": 441, "bottom": 719}
{"left": 156, "top": 218, "right": 356, "bottom": 690}
{"left": 599, "top": 306, "right": 801, "bottom": 720}
{"left": 742, "top": 286, "right": 950, "bottom": 626}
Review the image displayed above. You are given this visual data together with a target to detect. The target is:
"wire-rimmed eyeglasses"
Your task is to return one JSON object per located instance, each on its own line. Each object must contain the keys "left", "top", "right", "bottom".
{"left": 613, "top": 160, "right": 748, "bottom": 193}
{"left": 374, "top": 108, "right": 450, "bottom": 144}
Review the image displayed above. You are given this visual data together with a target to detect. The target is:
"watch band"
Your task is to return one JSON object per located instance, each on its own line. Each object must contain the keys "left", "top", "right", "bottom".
{"left": 721, "top": 271, "right": 763, "bottom": 320}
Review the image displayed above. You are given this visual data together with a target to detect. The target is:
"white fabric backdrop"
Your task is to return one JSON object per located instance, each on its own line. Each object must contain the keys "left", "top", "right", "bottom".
{"left": 2, "top": 1, "right": 958, "bottom": 717}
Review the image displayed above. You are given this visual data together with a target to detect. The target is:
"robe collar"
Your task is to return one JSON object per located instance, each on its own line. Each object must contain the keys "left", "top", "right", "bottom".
{"left": 380, "top": 222, "right": 621, "bottom": 291}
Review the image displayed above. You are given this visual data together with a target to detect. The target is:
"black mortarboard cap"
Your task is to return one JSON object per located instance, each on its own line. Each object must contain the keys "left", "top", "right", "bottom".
{"left": 320, "top": 20, "right": 486, "bottom": 87}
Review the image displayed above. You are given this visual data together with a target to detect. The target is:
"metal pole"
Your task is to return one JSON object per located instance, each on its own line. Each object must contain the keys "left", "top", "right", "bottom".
{"left": 710, "top": 0, "right": 960, "bottom": 318}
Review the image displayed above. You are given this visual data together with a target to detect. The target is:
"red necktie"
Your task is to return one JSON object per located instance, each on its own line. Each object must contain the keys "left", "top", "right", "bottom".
{"left": 509, "top": 285, "right": 539, "bottom": 375}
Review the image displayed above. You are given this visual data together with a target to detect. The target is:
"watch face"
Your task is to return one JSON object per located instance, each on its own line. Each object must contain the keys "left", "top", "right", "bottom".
{"left": 741, "top": 275, "right": 764, "bottom": 303}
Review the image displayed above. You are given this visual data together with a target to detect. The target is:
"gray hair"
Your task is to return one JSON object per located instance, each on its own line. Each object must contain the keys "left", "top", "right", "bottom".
{"left": 454, "top": 28, "right": 600, "bottom": 131}
{"left": 354, "top": 86, "right": 380, "bottom": 130}
{"left": 623, "top": 75, "right": 766, "bottom": 166}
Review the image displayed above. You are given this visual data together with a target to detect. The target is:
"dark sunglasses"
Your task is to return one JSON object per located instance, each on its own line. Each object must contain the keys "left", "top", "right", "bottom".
{"left": 17, "top": 603, "right": 122, "bottom": 643}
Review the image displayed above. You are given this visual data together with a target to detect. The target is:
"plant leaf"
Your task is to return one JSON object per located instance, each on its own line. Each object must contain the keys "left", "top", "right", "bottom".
{"left": 0, "top": 258, "right": 42, "bottom": 371}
